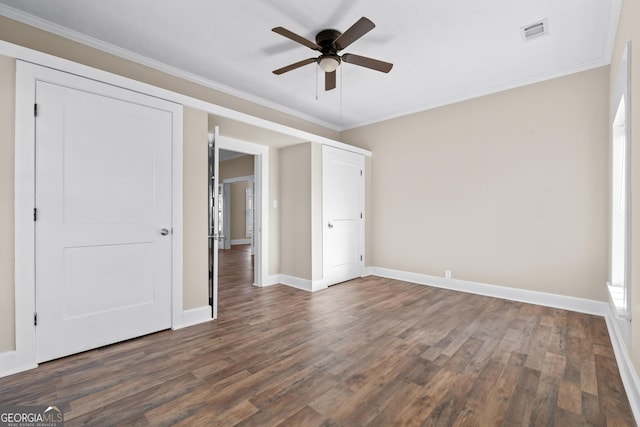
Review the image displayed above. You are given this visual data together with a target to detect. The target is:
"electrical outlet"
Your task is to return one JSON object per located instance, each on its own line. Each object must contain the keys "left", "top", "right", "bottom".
{"left": 445, "top": 270, "right": 452, "bottom": 279}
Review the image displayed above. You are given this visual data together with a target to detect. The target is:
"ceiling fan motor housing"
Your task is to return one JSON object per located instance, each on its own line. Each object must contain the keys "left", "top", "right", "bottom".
{"left": 315, "top": 29, "right": 342, "bottom": 54}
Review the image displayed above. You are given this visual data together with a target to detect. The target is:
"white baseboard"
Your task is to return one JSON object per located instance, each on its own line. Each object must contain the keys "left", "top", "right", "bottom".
{"left": 263, "top": 275, "right": 280, "bottom": 287}
{"left": 0, "top": 351, "right": 37, "bottom": 378}
{"left": 311, "top": 280, "right": 329, "bottom": 292}
{"left": 368, "top": 266, "right": 607, "bottom": 315}
{"left": 277, "top": 274, "right": 313, "bottom": 292}
{"left": 264, "top": 274, "right": 330, "bottom": 292}
{"left": 174, "top": 306, "right": 213, "bottom": 330}
{"left": 604, "top": 306, "right": 640, "bottom": 422}
{"left": 368, "top": 265, "right": 640, "bottom": 423}
{"left": 231, "top": 239, "right": 251, "bottom": 245}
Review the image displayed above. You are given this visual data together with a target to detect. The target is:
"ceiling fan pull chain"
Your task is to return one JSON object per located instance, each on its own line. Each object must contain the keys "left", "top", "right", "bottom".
{"left": 315, "top": 64, "right": 318, "bottom": 100}
{"left": 340, "top": 66, "right": 343, "bottom": 122}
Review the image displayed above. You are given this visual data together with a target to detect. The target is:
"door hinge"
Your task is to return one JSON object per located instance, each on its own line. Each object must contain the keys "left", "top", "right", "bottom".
{"left": 34, "top": 312, "right": 37, "bottom": 326}
{"left": 360, "top": 255, "right": 363, "bottom": 261}
{"left": 34, "top": 103, "right": 38, "bottom": 117}
{"left": 360, "top": 169, "right": 363, "bottom": 176}
{"left": 360, "top": 212, "right": 363, "bottom": 219}
{"left": 33, "top": 208, "right": 37, "bottom": 221}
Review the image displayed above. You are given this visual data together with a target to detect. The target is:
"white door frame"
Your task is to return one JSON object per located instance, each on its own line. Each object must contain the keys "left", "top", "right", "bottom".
{"left": 221, "top": 183, "right": 231, "bottom": 250}
{"left": 321, "top": 145, "right": 365, "bottom": 286}
{"left": 211, "top": 133, "right": 268, "bottom": 292}
{"left": 12, "top": 61, "right": 183, "bottom": 373}
{"left": 2, "top": 38, "right": 368, "bottom": 378}
{"left": 222, "top": 175, "right": 255, "bottom": 249}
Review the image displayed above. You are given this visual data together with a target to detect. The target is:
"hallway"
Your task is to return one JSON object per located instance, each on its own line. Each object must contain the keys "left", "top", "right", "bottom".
{"left": 217, "top": 244, "right": 255, "bottom": 319}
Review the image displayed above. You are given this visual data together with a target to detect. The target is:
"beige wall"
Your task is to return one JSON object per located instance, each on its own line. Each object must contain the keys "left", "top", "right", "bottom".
{"left": 0, "top": 16, "right": 339, "bottom": 141}
{"left": 269, "top": 147, "right": 280, "bottom": 275}
{"left": 280, "top": 143, "right": 312, "bottom": 279}
{"left": 220, "top": 155, "right": 254, "bottom": 180}
{"left": 342, "top": 66, "right": 609, "bottom": 301}
{"left": 610, "top": 0, "right": 640, "bottom": 373}
{"left": 229, "top": 182, "right": 251, "bottom": 241}
{"left": 0, "top": 8, "right": 629, "bottom": 376}
{"left": 0, "top": 60, "right": 214, "bottom": 352}
{"left": 0, "top": 55, "right": 15, "bottom": 352}
{"left": 311, "top": 143, "right": 323, "bottom": 281}
{"left": 182, "top": 106, "right": 210, "bottom": 310}
{"left": 219, "top": 155, "right": 255, "bottom": 242}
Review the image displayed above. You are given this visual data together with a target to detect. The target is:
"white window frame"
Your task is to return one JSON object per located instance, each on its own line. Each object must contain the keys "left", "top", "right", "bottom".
{"left": 608, "top": 41, "right": 632, "bottom": 344}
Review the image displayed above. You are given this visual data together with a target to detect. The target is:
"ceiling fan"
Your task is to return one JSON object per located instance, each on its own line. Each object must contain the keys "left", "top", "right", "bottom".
{"left": 272, "top": 17, "right": 393, "bottom": 91}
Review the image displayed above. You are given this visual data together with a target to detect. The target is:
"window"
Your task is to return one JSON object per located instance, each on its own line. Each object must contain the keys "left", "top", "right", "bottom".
{"left": 608, "top": 42, "right": 631, "bottom": 344}
{"left": 609, "top": 95, "right": 629, "bottom": 315}
{"left": 245, "top": 185, "right": 253, "bottom": 237}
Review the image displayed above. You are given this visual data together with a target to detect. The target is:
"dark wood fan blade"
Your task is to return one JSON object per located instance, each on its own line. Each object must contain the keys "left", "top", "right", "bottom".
{"left": 342, "top": 53, "right": 393, "bottom": 73}
{"left": 334, "top": 17, "right": 375, "bottom": 50}
{"left": 272, "top": 27, "right": 320, "bottom": 51}
{"left": 325, "top": 70, "right": 336, "bottom": 91}
{"left": 273, "top": 57, "right": 317, "bottom": 75}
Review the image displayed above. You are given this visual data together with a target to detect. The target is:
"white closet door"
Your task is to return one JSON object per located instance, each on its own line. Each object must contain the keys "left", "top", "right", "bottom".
{"left": 35, "top": 74, "right": 175, "bottom": 362}
{"left": 322, "top": 145, "right": 365, "bottom": 285}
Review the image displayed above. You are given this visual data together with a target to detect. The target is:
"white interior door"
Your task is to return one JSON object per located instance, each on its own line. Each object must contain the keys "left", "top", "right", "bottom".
{"left": 209, "top": 128, "right": 220, "bottom": 318}
{"left": 222, "top": 183, "right": 231, "bottom": 250}
{"left": 322, "top": 145, "right": 365, "bottom": 285}
{"left": 35, "top": 75, "right": 175, "bottom": 362}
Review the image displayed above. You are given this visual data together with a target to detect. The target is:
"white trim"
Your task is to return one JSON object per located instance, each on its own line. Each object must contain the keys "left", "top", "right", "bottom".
{"left": 263, "top": 275, "right": 281, "bottom": 287}
{"left": 13, "top": 61, "right": 184, "bottom": 376}
{"left": 311, "top": 279, "right": 330, "bottom": 293}
{"left": 231, "top": 239, "right": 251, "bottom": 245}
{"left": 267, "top": 275, "right": 313, "bottom": 292}
{"left": 366, "top": 266, "right": 640, "bottom": 424}
{"left": 0, "top": 351, "right": 37, "bottom": 379}
{"left": 171, "top": 92, "right": 184, "bottom": 339}
{"left": 174, "top": 306, "right": 213, "bottom": 330}
{"left": 0, "top": 2, "right": 623, "bottom": 132}
{"left": 609, "top": 41, "right": 632, "bottom": 322}
{"left": 215, "top": 135, "right": 268, "bottom": 290}
{"left": 346, "top": 59, "right": 612, "bottom": 130}
{"left": 0, "top": 38, "right": 369, "bottom": 377}
{"left": 604, "top": 0, "right": 624, "bottom": 63}
{"left": 223, "top": 175, "right": 254, "bottom": 184}
{"left": 13, "top": 59, "right": 37, "bottom": 377}
{"left": 264, "top": 274, "right": 330, "bottom": 293}
{"left": 0, "top": 40, "right": 370, "bottom": 158}
{"left": 280, "top": 275, "right": 313, "bottom": 292}
{"left": 0, "top": 4, "right": 342, "bottom": 132}
{"left": 368, "top": 266, "right": 607, "bottom": 315}
{"left": 604, "top": 305, "right": 640, "bottom": 422}
{"left": 322, "top": 146, "right": 365, "bottom": 286}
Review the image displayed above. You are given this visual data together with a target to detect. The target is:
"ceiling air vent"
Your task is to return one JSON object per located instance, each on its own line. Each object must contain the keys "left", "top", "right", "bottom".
{"left": 521, "top": 19, "right": 548, "bottom": 41}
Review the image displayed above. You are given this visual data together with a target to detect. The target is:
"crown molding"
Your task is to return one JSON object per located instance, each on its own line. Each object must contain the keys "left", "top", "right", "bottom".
{"left": 341, "top": 57, "right": 610, "bottom": 131}
{"left": 0, "top": 4, "right": 342, "bottom": 132}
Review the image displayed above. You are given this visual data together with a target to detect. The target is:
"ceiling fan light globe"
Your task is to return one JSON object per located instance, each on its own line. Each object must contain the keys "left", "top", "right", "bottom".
{"left": 318, "top": 56, "right": 340, "bottom": 72}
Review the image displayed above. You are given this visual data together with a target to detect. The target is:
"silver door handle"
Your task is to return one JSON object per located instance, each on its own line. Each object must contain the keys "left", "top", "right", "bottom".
{"left": 160, "top": 228, "right": 170, "bottom": 236}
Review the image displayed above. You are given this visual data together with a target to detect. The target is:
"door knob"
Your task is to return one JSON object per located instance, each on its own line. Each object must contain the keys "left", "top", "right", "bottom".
{"left": 328, "top": 222, "right": 334, "bottom": 229}
{"left": 160, "top": 228, "right": 170, "bottom": 236}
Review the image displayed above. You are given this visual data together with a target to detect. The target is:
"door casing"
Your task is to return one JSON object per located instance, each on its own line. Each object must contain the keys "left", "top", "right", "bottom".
{"left": 210, "top": 133, "right": 268, "bottom": 319}
{"left": 13, "top": 61, "right": 184, "bottom": 371}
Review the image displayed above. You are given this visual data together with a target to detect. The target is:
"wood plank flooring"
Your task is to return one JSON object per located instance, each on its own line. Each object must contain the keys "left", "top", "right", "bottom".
{"left": 0, "top": 246, "right": 635, "bottom": 425}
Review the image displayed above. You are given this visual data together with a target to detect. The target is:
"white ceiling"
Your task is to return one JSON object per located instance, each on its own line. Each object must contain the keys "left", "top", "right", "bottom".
{"left": 0, "top": 0, "right": 621, "bottom": 131}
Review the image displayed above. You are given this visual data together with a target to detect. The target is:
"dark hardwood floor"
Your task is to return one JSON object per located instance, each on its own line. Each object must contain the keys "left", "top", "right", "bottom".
{"left": 0, "top": 246, "right": 635, "bottom": 425}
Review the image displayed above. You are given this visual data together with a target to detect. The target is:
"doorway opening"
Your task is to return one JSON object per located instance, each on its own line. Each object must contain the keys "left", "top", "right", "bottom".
{"left": 208, "top": 130, "right": 269, "bottom": 321}
{"left": 218, "top": 150, "right": 256, "bottom": 298}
